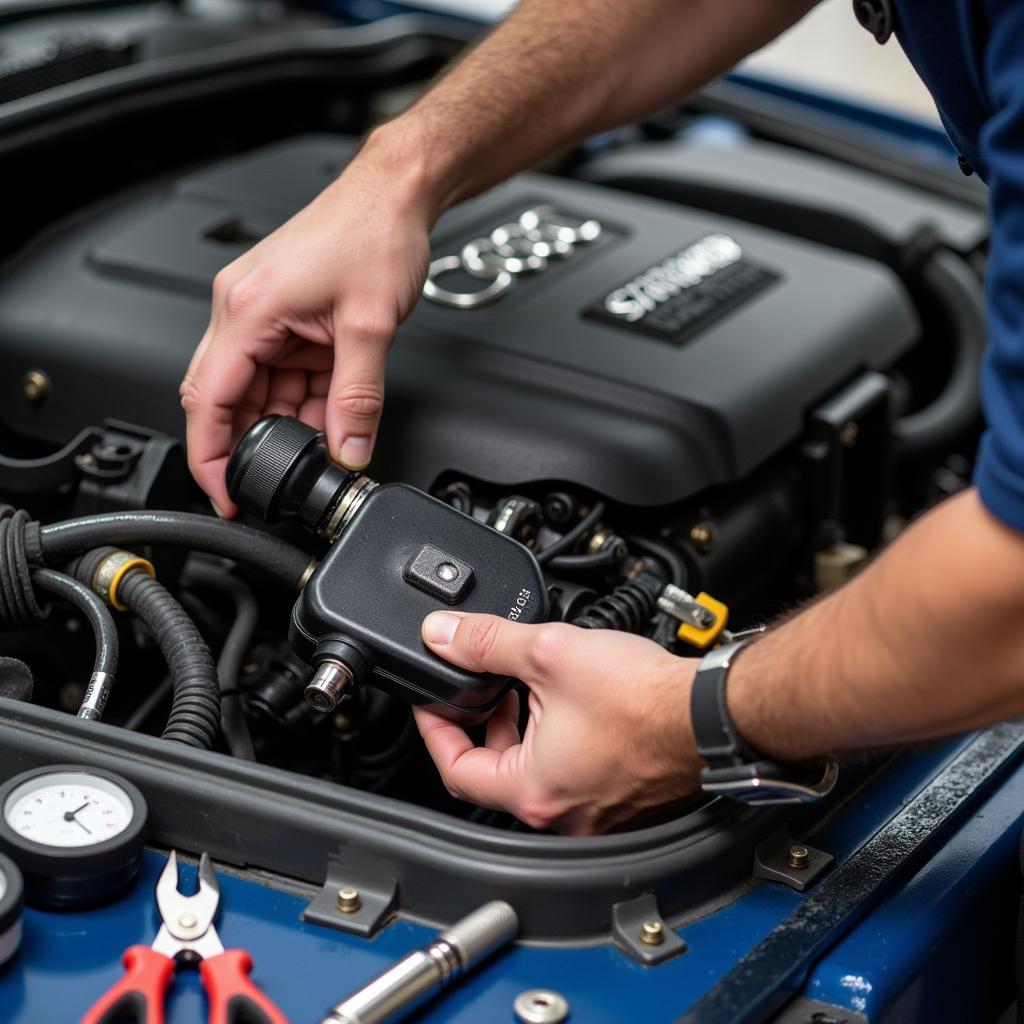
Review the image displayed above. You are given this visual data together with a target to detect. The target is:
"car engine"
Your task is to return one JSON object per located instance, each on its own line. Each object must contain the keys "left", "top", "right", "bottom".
{"left": 0, "top": 13, "right": 991, "bottom": 941}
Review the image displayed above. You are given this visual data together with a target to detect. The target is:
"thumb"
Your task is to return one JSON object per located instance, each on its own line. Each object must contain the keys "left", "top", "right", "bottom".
{"left": 422, "top": 611, "right": 564, "bottom": 686}
{"left": 326, "top": 310, "right": 392, "bottom": 470}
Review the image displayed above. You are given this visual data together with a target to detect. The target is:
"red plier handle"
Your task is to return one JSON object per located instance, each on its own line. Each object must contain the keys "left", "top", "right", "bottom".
{"left": 81, "top": 945, "right": 175, "bottom": 1024}
{"left": 200, "top": 949, "right": 289, "bottom": 1024}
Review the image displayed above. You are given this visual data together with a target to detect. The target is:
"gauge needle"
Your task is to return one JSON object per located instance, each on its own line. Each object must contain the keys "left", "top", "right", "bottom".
{"left": 63, "top": 802, "right": 92, "bottom": 834}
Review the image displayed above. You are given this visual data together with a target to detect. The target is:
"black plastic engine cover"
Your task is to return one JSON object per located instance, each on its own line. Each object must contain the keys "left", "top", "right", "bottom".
{"left": 0, "top": 134, "right": 919, "bottom": 506}
{"left": 290, "top": 483, "right": 548, "bottom": 717}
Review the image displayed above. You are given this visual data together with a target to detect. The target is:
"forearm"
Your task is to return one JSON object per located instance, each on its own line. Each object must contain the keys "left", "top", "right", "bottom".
{"left": 728, "top": 488, "right": 1024, "bottom": 759}
{"left": 365, "top": 0, "right": 817, "bottom": 218}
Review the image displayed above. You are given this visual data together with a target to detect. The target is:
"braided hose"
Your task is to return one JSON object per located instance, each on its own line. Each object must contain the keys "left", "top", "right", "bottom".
{"left": 118, "top": 569, "right": 220, "bottom": 749}
{"left": 572, "top": 572, "right": 662, "bottom": 633}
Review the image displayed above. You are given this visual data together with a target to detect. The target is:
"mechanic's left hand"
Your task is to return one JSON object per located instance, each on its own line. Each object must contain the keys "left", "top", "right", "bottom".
{"left": 413, "top": 612, "right": 701, "bottom": 835}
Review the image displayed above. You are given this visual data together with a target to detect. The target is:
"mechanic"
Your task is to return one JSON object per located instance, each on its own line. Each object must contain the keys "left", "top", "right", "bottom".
{"left": 178, "top": 0, "right": 1024, "bottom": 835}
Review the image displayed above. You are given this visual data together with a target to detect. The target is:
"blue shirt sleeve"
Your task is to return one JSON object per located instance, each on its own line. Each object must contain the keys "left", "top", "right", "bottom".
{"left": 974, "top": 0, "right": 1024, "bottom": 530}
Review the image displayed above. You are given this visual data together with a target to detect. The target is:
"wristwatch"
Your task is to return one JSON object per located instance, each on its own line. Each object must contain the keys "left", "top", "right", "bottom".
{"left": 690, "top": 640, "right": 839, "bottom": 804}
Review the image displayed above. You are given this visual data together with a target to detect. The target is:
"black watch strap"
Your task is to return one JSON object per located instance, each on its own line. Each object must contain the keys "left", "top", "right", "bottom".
{"left": 690, "top": 640, "right": 840, "bottom": 805}
{"left": 690, "top": 640, "right": 762, "bottom": 768}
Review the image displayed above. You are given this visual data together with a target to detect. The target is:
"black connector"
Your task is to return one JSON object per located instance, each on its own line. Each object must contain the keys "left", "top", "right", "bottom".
{"left": 226, "top": 416, "right": 357, "bottom": 537}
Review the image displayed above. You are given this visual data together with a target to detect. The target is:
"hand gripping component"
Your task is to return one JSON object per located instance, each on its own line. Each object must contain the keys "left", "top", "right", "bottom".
{"left": 227, "top": 417, "right": 549, "bottom": 722}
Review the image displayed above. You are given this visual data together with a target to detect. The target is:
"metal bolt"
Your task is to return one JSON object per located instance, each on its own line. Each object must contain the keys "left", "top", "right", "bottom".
{"left": 786, "top": 844, "right": 810, "bottom": 870}
{"left": 22, "top": 370, "right": 49, "bottom": 403}
{"left": 586, "top": 526, "right": 616, "bottom": 556}
{"left": 436, "top": 562, "right": 459, "bottom": 582}
{"left": 689, "top": 522, "right": 714, "bottom": 554}
{"left": 336, "top": 887, "right": 361, "bottom": 913}
{"left": 514, "top": 989, "right": 570, "bottom": 1024}
{"left": 839, "top": 421, "right": 859, "bottom": 448}
{"left": 639, "top": 920, "right": 665, "bottom": 946}
{"left": 693, "top": 606, "right": 715, "bottom": 628}
{"left": 178, "top": 913, "right": 198, "bottom": 930}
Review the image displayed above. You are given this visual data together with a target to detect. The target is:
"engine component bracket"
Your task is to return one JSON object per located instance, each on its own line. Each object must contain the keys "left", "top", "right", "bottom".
{"left": 301, "top": 857, "right": 398, "bottom": 939}
{"left": 610, "top": 892, "right": 687, "bottom": 966}
{"left": 752, "top": 827, "right": 834, "bottom": 892}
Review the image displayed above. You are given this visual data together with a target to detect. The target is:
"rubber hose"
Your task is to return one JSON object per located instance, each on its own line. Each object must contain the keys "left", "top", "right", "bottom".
{"left": 32, "top": 568, "right": 118, "bottom": 716}
{"left": 536, "top": 502, "right": 606, "bottom": 566}
{"left": 118, "top": 568, "right": 220, "bottom": 749}
{"left": 624, "top": 534, "right": 687, "bottom": 588}
{"left": 893, "top": 248, "right": 986, "bottom": 460}
{"left": 182, "top": 562, "right": 258, "bottom": 760}
{"left": 36, "top": 511, "right": 311, "bottom": 590}
{"left": 546, "top": 547, "right": 624, "bottom": 573}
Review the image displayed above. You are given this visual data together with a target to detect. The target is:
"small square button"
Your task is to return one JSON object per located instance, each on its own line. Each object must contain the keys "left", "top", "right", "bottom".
{"left": 403, "top": 544, "right": 475, "bottom": 604}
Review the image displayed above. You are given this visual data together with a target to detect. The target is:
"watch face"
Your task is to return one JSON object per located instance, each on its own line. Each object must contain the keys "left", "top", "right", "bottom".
{"left": 3, "top": 772, "right": 135, "bottom": 849}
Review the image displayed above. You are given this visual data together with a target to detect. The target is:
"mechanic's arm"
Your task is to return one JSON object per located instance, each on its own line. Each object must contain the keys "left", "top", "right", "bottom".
{"left": 414, "top": 489, "right": 1024, "bottom": 834}
{"left": 181, "top": 0, "right": 818, "bottom": 513}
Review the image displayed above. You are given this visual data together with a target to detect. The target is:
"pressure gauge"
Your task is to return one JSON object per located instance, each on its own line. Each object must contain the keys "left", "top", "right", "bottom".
{"left": 0, "top": 766, "right": 147, "bottom": 909}
{"left": 0, "top": 852, "right": 24, "bottom": 968}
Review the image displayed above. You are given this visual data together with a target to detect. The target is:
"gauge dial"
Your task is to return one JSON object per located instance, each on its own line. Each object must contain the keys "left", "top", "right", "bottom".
{"left": 0, "top": 852, "right": 24, "bottom": 968}
{"left": 5, "top": 772, "right": 134, "bottom": 849}
{"left": 0, "top": 766, "right": 147, "bottom": 909}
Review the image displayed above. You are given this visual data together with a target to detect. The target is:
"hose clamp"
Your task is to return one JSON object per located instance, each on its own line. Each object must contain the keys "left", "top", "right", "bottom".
{"left": 92, "top": 550, "right": 155, "bottom": 611}
{"left": 323, "top": 477, "right": 378, "bottom": 542}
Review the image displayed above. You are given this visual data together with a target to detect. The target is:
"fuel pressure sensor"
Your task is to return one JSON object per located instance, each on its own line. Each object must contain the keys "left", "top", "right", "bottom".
{"left": 226, "top": 416, "right": 548, "bottom": 721}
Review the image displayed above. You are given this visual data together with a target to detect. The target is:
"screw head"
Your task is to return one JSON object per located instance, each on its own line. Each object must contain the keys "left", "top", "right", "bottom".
{"left": 178, "top": 913, "right": 198, "bottom": 930}
{"left": 436, "top": 562, "right": 459, "bottom": 582}
{"left": 839, "top": 421, "right": 859, "bottom": 448}
{"left": 689, "top": 522, "right": 714, "bottom": 554}
{"left": 786, "top": 844, "right": 810, "bottom": 870}
{"left": 513, "top": 989, "right": 570, "bottom": 1023}
{"left": 639, "top": 919, "right": 665, "bottom": 945}
{"left": 336, "top": 886, "right": 361, "bottom": 913}
{"left": 22, "top": 370, "right": 49, "bottom": 403}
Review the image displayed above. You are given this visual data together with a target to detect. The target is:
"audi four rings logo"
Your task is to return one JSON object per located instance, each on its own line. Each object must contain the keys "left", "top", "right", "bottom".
{"left": 422, "top": 205, "right": 603, "bottom": 310}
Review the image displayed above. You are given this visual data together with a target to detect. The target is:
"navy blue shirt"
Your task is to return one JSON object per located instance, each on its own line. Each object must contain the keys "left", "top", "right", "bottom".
{"left": 893, "top": 0, "right": 1024, "bottom": 530}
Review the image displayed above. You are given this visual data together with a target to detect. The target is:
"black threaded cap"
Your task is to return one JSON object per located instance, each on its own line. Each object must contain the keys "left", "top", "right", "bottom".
{"left": 226, "top": 415, "right": 321, "bottom": 522}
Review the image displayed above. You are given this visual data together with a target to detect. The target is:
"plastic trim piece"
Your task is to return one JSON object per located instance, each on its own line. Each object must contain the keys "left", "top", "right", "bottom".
{"left": 0, "top": 698, "right": 788, "bottom": 942}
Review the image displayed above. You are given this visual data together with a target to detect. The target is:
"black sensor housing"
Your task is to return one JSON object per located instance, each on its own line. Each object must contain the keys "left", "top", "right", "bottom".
{"left": 292, "top": 482, "right": 548, "bottom": 717}
{"left": 229, "top": 417, "right": 548, "bottom": 720}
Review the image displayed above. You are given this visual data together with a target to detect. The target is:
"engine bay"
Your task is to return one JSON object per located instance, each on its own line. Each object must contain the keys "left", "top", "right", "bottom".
{"left": 0, "top": 12, "right": 993, "bottom": 941}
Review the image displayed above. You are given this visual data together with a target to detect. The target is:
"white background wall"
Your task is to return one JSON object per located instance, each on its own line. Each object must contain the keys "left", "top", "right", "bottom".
{"left": 743, "top": 0, "right": 939, "bottom": 122}
{"left": 403, "top": 0, "right": 941, "bottom": 124}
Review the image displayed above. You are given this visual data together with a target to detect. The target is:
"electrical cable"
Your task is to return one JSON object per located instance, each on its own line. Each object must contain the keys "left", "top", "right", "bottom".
{"left": 36, "top": 511, "right": 312, "bottom": 589}
{"left": 624, "top": 534, "right": 688, "bottom": 587}
{"left": 122, "top": 674, "right": 172, "bottom": 733}
{"left": 545, "top": 546, "right": 623, "bottom": 573}
{"left": 181, "top": 561, "right": 258, "bottom": 760}
{"left": 535, "top": 501, "right": 606, "bottom": 566}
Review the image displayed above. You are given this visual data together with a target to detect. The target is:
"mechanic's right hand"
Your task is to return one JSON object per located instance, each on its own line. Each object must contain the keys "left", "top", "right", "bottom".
{"left": 180, "top": 138, "right": 434, "bottom": 515}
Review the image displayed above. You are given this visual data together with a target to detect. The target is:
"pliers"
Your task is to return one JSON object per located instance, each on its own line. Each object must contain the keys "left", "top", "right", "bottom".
{"left": 82, "top": 850, "right": 289, "bottom": 1024}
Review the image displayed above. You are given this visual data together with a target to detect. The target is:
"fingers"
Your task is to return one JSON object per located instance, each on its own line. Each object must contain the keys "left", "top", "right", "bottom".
{"left": 181, "top": 341, "right": 260, "bottom": 516}
{"left": 422, "top": 612, "right": 575, "bottom": 689}
{"left": 326, "top": 309, "right": 393, "bottom": 471}
{"left": 486, "top": 690, "right": 521, "bottom": 752}
{"left": 413, "top": 703, "right": 521, "bottom": 809}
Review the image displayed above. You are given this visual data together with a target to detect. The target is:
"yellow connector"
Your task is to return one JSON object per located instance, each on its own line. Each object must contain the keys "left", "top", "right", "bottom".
{"left": 675, "top": 592, "right": 729, "bottom": 649}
